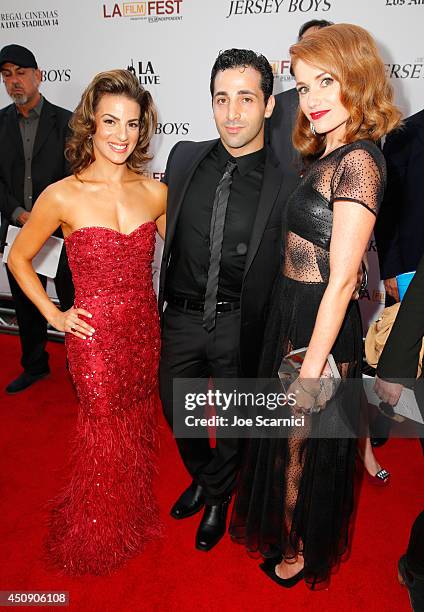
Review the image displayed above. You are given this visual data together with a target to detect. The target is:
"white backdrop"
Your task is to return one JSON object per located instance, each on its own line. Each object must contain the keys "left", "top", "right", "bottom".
{"left": 1, "top": 0, "right": 423, "bottom": 327}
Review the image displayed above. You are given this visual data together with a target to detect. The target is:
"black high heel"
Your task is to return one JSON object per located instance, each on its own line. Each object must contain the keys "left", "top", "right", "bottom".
{"left": 259, "top": 556, "right": 305, "bottom": 588}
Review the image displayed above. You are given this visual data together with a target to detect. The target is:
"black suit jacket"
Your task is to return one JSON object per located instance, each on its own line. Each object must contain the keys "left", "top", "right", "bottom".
{"left": 159, "top": 139, "right": 298, "bottom": 377}
{"left": 375, "top": 109, "right": 424, "bottom": 280}
{"left": 266, "top": 87, "right": 301, "bottom": 180}
{"left": 377, "top": 253, "right": 424, "bottom": 380}
{"left": 0, "top": 98, "right": 71, "bottom": 247}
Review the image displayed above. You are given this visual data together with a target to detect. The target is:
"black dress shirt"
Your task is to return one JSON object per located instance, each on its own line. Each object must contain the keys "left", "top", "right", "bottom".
{"left": 166, "top": 141, "right": 265, "bottom": 301}
{"left": 12, "top": 95, "right": 44, "bottom": 222}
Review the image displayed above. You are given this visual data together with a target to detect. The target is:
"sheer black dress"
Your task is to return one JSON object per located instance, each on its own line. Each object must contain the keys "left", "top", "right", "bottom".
{"left": 229, "top": 140, "right": 386, "bottom": 588}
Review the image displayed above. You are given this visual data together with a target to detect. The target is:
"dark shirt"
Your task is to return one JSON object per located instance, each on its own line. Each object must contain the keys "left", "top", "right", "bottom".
{"left": 12, "top": 95, "right": 44, "bottom": 222}
{"left": 166, "top": 141, "right": 265, "bottom": 301}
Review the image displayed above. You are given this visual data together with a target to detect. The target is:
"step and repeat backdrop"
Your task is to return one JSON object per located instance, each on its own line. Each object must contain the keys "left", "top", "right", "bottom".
{"left": 0, "top": 0, "right": 423, "bottom": 327}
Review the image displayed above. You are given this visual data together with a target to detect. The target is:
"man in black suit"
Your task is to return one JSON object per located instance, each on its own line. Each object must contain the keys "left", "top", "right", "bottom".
{"left": 375, "top": 109, "right": 424, "bottom": 304}
{"left": 159, "top": 49, "right": 297, "bottom": 552}
{"left": 0, "top": 44, "right": 74, "bottom": 393}
{"left": 375, "top": 252, "right": 424, "bottom": 405}
{"left": 370, "top": 109, "right": 424, "bottom": 445}
{"left": 374, "top": 251, "right": 424, "bottom": 458}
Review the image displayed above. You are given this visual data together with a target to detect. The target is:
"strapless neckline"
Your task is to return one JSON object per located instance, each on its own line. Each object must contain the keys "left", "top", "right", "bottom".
{"left": 65, "top": 220, "right": 156, "bottom": 242}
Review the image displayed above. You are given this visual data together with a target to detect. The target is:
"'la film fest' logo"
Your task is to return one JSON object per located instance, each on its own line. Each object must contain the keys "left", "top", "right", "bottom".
{"left": 226, "top": 0, "right": 331, "bottom": 18}
{"left": 270, "top": 60, "right": 294, "bottom": 83}
{"left": 0, "top": 9, "right": 59, "bottom": 29}
{"left": 127, "top": 60, "right": 160, "bottom": 85}
{"left": 103, "top": 1, "right": 183, "bottom": 22}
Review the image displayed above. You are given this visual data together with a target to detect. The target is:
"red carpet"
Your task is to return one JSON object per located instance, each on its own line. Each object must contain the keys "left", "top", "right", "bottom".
{"left": 0, "top": 334, "right": 422, "bottom": 611}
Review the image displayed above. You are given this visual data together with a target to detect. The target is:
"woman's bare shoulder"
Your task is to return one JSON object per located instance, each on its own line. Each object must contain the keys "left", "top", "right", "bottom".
{"left": 43, "top": 175, "right": 83, "bottom": 202}
{"left": 138, "top": 176, "right": 167, "bottom": 197}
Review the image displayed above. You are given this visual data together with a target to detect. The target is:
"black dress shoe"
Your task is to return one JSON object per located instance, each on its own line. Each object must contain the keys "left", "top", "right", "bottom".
{"left": 170, "top": 481, "right": 205, "bottom": 519}
{"left": 370, "top": 403, "right": 397, "bottom": 447}
{"left": 5, "top": 371, "right": 49, "bottom": 394}
{"left": 195, "top": 496, "right": 231, "bottom": 552}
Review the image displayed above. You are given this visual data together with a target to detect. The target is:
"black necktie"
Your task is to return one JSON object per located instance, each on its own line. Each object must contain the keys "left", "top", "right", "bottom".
{"left": 202, "top": 160, "right": 237, "bottom": 331}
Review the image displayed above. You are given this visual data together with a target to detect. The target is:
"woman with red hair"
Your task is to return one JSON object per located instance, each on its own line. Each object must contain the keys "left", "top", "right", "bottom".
{"left": 230, "top": 24, "right": 401, "bottom": 589}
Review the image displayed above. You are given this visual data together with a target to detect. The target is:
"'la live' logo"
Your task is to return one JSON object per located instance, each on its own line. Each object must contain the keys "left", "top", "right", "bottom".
{"left": 127, "top": 60, "right": 160, "bottom": 85}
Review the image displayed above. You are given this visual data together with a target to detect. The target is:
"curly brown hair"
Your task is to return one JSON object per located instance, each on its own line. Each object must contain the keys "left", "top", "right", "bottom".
{"left": 290, "top": 24, "right": 402, "bottom": 157}
{"left": 65, "top": 69, "right": 157, "bottom": 175}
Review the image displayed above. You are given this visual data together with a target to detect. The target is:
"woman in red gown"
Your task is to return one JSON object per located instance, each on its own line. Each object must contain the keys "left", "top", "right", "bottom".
{"left": 8, "top": 69, "right": 167, "bottom": 575}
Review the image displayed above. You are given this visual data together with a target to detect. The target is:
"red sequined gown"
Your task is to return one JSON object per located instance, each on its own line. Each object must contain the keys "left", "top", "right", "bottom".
{"left": 46, "top": 221, "right": 161, "bottom": 575}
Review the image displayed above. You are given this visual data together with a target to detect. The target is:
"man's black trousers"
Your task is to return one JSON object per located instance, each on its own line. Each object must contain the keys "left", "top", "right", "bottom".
{"left": 6, "top": 247, "right": 74, "bottom": 375}
{"left": 160, "top": 304, "right": 242, "bottom": 505}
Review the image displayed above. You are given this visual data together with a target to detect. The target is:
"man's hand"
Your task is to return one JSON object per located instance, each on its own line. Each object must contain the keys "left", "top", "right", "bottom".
{"left": 374, "top": 374, "right": 403, "bottom": 406}
{"left": 17, "top": 211, "right": 31, "bottom": 225}
{"left": 384, "top": 277, "right": 400, "bottom": 302}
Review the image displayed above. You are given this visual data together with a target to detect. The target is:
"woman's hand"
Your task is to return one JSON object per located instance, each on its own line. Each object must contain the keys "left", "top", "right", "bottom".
{"left": 374, "top": 375, "right": 403, "bottom": 406}
{"left": 290, "top": 377, "right": 337, "bottom": 414}
{"left": 289, "top": 378, "right": 320, "bottom": 415}
{"left": 290, "top": 361, "right": 338, "bottom": 414}
{"left": 50, "top": 307, "right": 94, "bottom": 340}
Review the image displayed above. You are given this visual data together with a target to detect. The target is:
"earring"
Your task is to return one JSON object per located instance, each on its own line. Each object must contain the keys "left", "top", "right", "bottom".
{"left": 310, "top": 122, "right": 316, "bottom": 136}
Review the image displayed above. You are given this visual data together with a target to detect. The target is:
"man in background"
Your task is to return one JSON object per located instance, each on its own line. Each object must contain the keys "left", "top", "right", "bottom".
{"left": 0, "top": 44, "right": 74, "bottom": 393}
{"left": 267, "top": 19, "right": 333, "bottom": 176}
{"left": 375, "top": 108, "right": 424, "bottom": 304}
